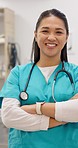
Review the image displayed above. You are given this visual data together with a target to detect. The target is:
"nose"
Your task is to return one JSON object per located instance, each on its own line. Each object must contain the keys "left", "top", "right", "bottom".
{"left": 47, "top": 33, "right": 56, "bottom": 41}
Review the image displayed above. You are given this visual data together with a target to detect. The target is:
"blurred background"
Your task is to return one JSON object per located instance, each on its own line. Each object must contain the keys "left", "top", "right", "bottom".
{"left": 0, "top": 0, "right": 78, "bottom": 147}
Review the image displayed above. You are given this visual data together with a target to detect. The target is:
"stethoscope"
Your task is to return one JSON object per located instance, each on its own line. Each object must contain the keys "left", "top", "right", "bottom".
{"left": 20, "top": 61, "right": 74, "bottom": 102}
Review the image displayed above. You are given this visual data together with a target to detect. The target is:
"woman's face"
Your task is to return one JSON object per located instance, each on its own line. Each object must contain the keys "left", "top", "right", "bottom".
{"left": 35, "top": 15, "right": 68, "bottom": 61}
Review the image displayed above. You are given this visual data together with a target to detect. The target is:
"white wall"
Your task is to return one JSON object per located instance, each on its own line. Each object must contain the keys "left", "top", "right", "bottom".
{"left": 0, "top": 0, "right": 78, "bottom": 65}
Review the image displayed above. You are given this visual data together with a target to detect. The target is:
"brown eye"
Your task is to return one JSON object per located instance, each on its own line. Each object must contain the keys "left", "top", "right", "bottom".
{"left": 42, "top": 30, "right": 48, "bottom": 33}
{"left": 56, "top": 31, "right": 63, "bottom": 34}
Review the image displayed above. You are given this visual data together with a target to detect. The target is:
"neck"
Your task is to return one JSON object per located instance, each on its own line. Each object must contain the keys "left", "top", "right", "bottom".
{"left": 37, "top": 57, "right": 61, "bottom": 67}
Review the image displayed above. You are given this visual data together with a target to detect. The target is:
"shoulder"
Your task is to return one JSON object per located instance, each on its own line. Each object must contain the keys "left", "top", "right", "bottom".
{"left": 65, "top": 62, "right": 78, "bottom": 78}
{"left": 65, "top": 62, "right": 78, "bottom": 71}
{"left": 10, "top": 62, "right": 33, "bottom": 74}
{"left": 6, "top": 62, "right": 33, "bottom": 82}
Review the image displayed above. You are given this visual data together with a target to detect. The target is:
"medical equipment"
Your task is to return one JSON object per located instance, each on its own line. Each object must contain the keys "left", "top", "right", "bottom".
{"left": 8, "top": 43, "right": 21, "bottom": 70}
{"left": 20, "top": 63, "right": 35, "bottom": 100}
{"left": 52, "top": 62, "right": 74, "bottom": 102}
{"left": 20, "top": 62, "right": 74, "bottom": 102}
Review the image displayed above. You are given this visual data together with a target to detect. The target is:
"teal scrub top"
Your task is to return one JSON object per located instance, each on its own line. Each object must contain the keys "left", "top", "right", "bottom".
{"left": 0, "top": 62, "right": 78, "bottom": 148}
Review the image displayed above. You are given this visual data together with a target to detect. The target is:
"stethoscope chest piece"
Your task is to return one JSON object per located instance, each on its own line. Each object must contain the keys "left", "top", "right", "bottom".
{"left": 20, "top": 91, "right": 28, "bottom": 100}
{"left": 19, "top": 63, "right": 36, "bottom": 101}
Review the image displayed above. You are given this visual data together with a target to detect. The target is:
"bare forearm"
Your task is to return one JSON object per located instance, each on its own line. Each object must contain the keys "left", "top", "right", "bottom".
{"left": 41, "top": 103, "right": 55, "bottom": 118}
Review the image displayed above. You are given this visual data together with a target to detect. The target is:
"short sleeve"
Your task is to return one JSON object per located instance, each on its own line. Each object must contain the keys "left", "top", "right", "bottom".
{"left": 0, "top": 66, "right": 20, "bottom": 108}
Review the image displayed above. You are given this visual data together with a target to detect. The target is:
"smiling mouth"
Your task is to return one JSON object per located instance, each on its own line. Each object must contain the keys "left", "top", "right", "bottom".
{"left": 46, "top": 43, "right": 57, "bottom": 48}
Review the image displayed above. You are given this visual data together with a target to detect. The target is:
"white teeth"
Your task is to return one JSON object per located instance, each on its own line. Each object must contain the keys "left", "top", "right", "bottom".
{"left": 47, "top": 43, "right": 56, "bottom": 47}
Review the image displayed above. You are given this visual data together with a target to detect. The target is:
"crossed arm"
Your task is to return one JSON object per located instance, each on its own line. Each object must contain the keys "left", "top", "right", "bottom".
{"left": 21, "top": 94, "right": 78, "bottom": 128}
{"left": 21, "top": 102, "right": 59, "bottom": 128}
{"left": 1, "top": 94, "right": 78, "bottom": 131}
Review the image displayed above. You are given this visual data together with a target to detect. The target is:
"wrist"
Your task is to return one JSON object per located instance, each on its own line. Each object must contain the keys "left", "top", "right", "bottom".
{"left": 36, "top": 102, "right": 45, "bottom": 115}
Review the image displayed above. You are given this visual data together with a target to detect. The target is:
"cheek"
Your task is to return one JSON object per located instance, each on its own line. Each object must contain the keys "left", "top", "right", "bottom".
{"left": 60, "top": 37, "right": 67, "bottom": 46}
{"left": 36, "top": 36, "right": 44, "bottom": 47}
{"left": 36, "top": 33, "right": 46, "bottom": 43}
{"left": 60, "top": 40, "right": 66, "bottom": 51}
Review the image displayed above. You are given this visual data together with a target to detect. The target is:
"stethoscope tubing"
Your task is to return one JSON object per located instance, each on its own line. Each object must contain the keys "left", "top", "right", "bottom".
{"left": 24, "top": 62, "right": 36, "bottom": 92}
{"left": 52, "top": 69, "right": 74, "bottom": 102}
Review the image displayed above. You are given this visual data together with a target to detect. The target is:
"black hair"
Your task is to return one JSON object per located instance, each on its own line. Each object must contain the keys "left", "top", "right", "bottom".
{"left": 31, "top": 9, "right": 69, "bottom": 63}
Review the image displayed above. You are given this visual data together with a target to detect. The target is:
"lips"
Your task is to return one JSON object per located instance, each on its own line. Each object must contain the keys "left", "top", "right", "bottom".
{"left": 46, "top": 43, "right": 57, "bottom": 48}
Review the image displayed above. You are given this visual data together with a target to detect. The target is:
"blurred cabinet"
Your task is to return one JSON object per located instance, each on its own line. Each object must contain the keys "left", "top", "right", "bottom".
{"left": 0, "top": 8, "right": 15, "bottom": 89}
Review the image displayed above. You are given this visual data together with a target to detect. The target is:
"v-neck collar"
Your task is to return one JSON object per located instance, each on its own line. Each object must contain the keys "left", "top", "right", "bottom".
{"left": 35, "top": 62, "right": 62, "bottom": 84}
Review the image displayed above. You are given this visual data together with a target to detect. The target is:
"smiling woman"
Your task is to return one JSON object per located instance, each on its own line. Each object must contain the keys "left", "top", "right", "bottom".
{"left": 0, "top": 8, "right": 78, "bottom": 148}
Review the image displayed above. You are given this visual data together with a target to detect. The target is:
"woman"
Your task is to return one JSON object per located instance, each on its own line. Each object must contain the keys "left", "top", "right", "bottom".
{"left": 0, "top": 8, "right": 78, "bottom": 148}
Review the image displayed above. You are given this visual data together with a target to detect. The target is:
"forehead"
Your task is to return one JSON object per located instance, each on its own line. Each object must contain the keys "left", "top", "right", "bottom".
{"left": 38, "top": 15, "right": 66, "bottom": 30}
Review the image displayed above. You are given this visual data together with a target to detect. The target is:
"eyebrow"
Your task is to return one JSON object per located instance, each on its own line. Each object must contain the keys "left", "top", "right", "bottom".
{"left": 41, "top": 27, "right": 65, "bottom": 31}
{"left": 41, "top": 27, "right": 49, "bottom": 29}
{"left": 56, "top": 28, "right": 65, "bottom": 31}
